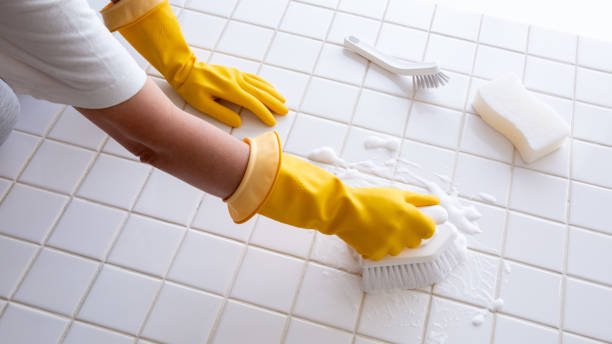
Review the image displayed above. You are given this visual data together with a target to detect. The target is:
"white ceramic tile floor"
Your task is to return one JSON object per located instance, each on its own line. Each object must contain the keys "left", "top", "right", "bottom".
{"left": 1, "top": 1, "right": 612, "bottom": 343}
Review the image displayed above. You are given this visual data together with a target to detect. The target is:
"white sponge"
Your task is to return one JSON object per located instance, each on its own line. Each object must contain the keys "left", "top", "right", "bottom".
{"left": 473, "top": 74, "right": 570, "bottom": 163}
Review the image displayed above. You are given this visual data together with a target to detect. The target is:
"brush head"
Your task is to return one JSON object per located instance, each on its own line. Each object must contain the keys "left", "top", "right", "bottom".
{"left": 413, "top": 71, "right": 450, "bottom": 89}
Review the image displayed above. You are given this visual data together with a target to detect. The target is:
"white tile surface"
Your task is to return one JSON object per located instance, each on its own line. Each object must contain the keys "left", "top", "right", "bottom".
{"left": 567, "top": 228, "right": 612, "bottom": 285}
{"left": 294, "top": 263, "right": 362, "bottom": 330}
{"left": 460, "top": 113, "right": 514, "bottom": 163}
{"left": 499, "top": 261, "right": 562, "bottom": 326}
{"left": 184, "top": 0, "right": 237, "bottom": 17}
{"left": 310, "top": 232, "right": 361, "bottom": 273}
{"left": 14, "top": 248, "right": 98, "bottom": 316}
{"left": 339, "top": 0, "right": 387, "bottom": 19}
{"left": 212, "top": 301, "right": 286, "bottom": 344}
{"left": 426, "top": 297, "right": 494, "bottom": 344}
{"left": 352, "top": 89, "right": 410, "bottom": 136}
{"left": 509, "top": 167, "right": 568, "bottom": 221}
{"left": 328, "top": 12, "right": 380, "bottom": 45}
{"left": 134, "top": 169, "right": 202, "bottom": 225}
{"left": 342, "top": 127, "right": 400, "bottom": 165}
{"left": 284, "top": 114, "right": 348, "bottom": 156}
{"left": 572, "top": 140, "right": 612, "bottom": 189}
{"left": 64, "top": 322, "right": 133, "bottom": 344}
{"left": 266, "top": 32, "right": 322, "bottom": 72}
{"left": 259, "top": 65, "right": 309, "bottom": 109}
{"left": 364, "top": 63, "right": 415, "bottom": 96}
{"left": 426, "top": 34, "right": 477, "bottom": 74}
{"left": 168, "top": 230, "right": 244, "bottom": 294}
{"left": 563, "top": 333, "right": 605, "bottom": 344}
{"left": 142, "top": 282, "right": 222, "bottom": 344}
{"left": 385, "top": 0, "right": 435, "bottom": 30}
{"left": 281, "top": 2, "right": 334, "bottom": 40}
{"left": 250, "top": 216, "right": 314, "bottom": 258}
{"left": 231, "top": 246, "right": 304, "bottom": 312}
{"left": 286, "top": 318, "right": 352, "bottom": 344}
{"left": 217, "top": 21, "right": 274, "bottom": 60}
{"left": 0, "top": 131, "right": 39, "bottom": 179}
{"left": 0, "top": 303, "right": 68, "bottom": 344}
{"left": 524, "top": 56, "right": 575, "bottom": 98}
{"left": 315, "top": 44, "right": 368, "bottom": 85}
{"left": 108, "top": 214, "right": 184, "bottom": 277}
{"left": 570, "top": 182, "right": 612, "bottom": 234}
{"left": 576, "top": 66, "right": 612, "bottom": 108}
{"left": 377, "top": 23, "right": 428, "bottom": 61}
{"left": 77, "top": 154, "right": 150, "bottom": 209}
{"left": 578, "top": 36, "right": 612, "bottom": 72}
{"left": 464, "top": 201, "right": 507, "bottom": 255}
{"left": 398, "top": 139, "right": 456, "bottom": 184}
{"left": 431, "top": 6, "right": 481, "bottom": 41}
{"left": 0, "top": 183, "right": 68, "bottom": 243}
{"left": 192, "top": 194, "right": 256, "bottom": 241}
{"left": 233, "top": 0, "right": 288, "bottom": 28}
{"left": 454, "top": 153, "right": 512, "bottom": 206}
{"left": 179, "top": 10, "right": 226, "bottom": 49}
{"left": 359, "top": 290, "right": 429, "bottom": 343}
{"left": 405, "top": 102, "right": 463, "bottom": 149}
{"left": 494, "top": 315, "right": 558, "bottom": 344}
{"left": 20, "top": 139, "right": 94, "bottom": 194}
{"left": 301, "top": 77, "right": 360, "bottom": 122}
{"left": 0, "top": 235, "right": 37, "bottom": 297}
{"left": 564, "top": 278, "right": 612, "bottom": 342}
{"left": 102, "top": 137, "right": 137, "bottom": 161}
{"left": 573, "top": 102, "right": 612, "bottom": 146}
{"left": 528, "top": 26, "right": 577, "bottom": 63}
{"left": 15, "top": 96, "right": 63, "bottom": 136}
{"left": 479, "top": 15, "right": 528, "bottom": 51}
{"left": 78, "top": 265, "right": 161, "bottom": 334}
{"left": 48, "top": 107, "right": 106, "bottom": 150}
{"left": 208, "top": 53, "right": 259, "bottom": 73}
{"left": 473, "top": 45, "right": 525, "bottom": 80}
{"left": 514, "top": 139, "right": 570, "bottom": 178}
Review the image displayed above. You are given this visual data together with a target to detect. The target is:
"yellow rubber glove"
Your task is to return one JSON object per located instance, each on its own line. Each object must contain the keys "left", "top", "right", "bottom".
{"left": 101, "top": 0, "right": 288, "bottom": 127}
{"left": 226, "top": 132, "right": 439, "bottom": 260}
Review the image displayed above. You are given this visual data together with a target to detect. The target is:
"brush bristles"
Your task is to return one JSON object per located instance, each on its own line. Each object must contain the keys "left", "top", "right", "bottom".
{"left": 413, "top": 72, "right": 450, "bottom": 89}
{"left": 361, "top": 236, "right": 467, "bottom": 293}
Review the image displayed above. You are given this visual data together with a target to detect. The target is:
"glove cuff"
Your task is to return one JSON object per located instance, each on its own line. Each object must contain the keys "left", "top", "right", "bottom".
{"left": 101, "top": 0, "right": 165, "bottom": 32}
{"left": 225, "top": 131, "right": 282, "bottom": 224}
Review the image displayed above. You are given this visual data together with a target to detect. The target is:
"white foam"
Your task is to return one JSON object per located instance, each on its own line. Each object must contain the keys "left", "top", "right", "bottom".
{"left": 364, "top": 136, "right": 400, "bottom": 151}
{"left": 471, "top": 311, "right": 487, "bottom": 326}
{"left": 308, "top": 146, "right": 342, "bottom": 165}
{"left": 474, "top": 192, "right": 497, "bottom": 204}
{"left": 490, "top": 298, "right": 504, "bottom": 312}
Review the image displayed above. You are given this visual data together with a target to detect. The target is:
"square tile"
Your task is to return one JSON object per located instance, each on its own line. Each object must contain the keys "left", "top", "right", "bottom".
{"left": 102, "top": 138, "right": 138, "bottom": 161}
{"left": 266, "top": 32, "right": 322, "bottom": 72}
{"left": 315, "top": 44, "right": 368, "bottom": 85}
{"left": 461, "top": 113, "right": 514, "bottom": 163}
{"left": 385, "top": 0, "right": 435, "bottom": 30}
{"left": 494, "top": 314, "right": 558, "bottom": 344}
{"left": 528, "top": 26, "right": 577, "bottom": 63}
{"left": 339, "top": 0, "right": 387, "bottom": 19}
{"left": 504, "top": 212, "right": 566, "bottom": 271}
{"left": 281, "top": 2, "right": 334, "bottom": 40}
{"left": 286, "top": 318, "right": 352, "bottom": 344}
{"left": 64, "top": 322, "right": 134, "bottom": 344}
{"left": 77, "top": 154, "right": 150, "bottom": 209}
{"left": 576, "top": 67, "right": 612, "bottom": 108}
{"left": 564, "top": 278, "right": 612, "bottom": 342}
{"left": 514, "top": 139, "right": 570, "bottom": 178}
{"left": 352, "top": 89, "right": 410, "bottom": 136}
{"left": 259, "top": 65, "right": 309, "bottom": 109}
{"left": 425, "top": 34, "right": 476, "bottom": 73}
{"left": 78, "top": 265, "right": 161, "bottom": 334}
{"left": 184, "top": 0, "right": 237, "bottom": 17}
{"left": 567, "top": 227, "right": 612, "bottom": 285}
{"left": 578, "top": 36, "right": 612, "bottom": 72}
{"left": 250, "top": 216, "right": 314, "bottom": 258}
{"left": 359, "top": 290, "right": 429, "bottom": 343}
{"left": 363, "top": 64, "right": 415, "bottom": 97}
{"left": 48, "top": 107, "right": 107, "bottom": 150}
{"left": 0, "top": 131, "right": 39, "bottom": 179}
{"left": 231, "top": 246, "right": 304, "bottom": 312}
{"left": 405, "top": 102, "right": 463, "bottom": 149}
{"left": 572, "top": 140, "right": 612, "bottom": 189}
{"left": 284, "top": 114, "right": 348, "bottom": 157}
{"left": 0, "top": 235, "right": 37, "bottom": 297}
{"left": 0, "top": 183, "right": 68, "bottom": 243}
{"left": 232, "top": 110, "right": 296, "bottom": 144}
{"left": 563, "top": 333, "right": 604, "bottom": 344}
{"left": 48, "top": 198, "right": 126, "bottom": 259}
{"left": 212, "top": 301, "right": 286, "bottom": 344}
{"left": 524, "top": 56, "right": 574, "bottom": 98}
{"left": 434, "top": 250, "right": 499, "bottom": 307}
{"left": 573, "top": 102, "right": 612, "bottom": 146}
{"left": 168, "top": 230, "right": 244, "bottom": 294}
{"left": 464, "top": 201, "right": 506, "bottom": 255}
{"left": 134, "top": 169, "right": 202, "bottom": 225}
{"left": 431, "top": 6, "right": 481, "bottom": 41}
{"left": 15, "top": 95, "right": 63, "bottom": 135}
{"left": 14, "top": 248, "right": 97, "bottom": 316}
{"left": 217, "top": 21, "right": 274, "bottom": 60}
{"left": 473, "top": 45, "right": 525, "bottom": 80}
{"left": 108, "top": 214, "right": 185, "bottom": 277}
{"left": 570, "top": 182, "right": 612, "bottom": 234}
{"left": 454, "top": 153, "right": 512, "bottom": 206}
{"left": 233, "top": 0, "right": 288, "bottom": 28}
{"left": 294, "top": 262, "right": 362, "bottom": 330}
{"left": 499, "top": 261, "right": 561, "bottom": 326}
{"left": 179, "top": 10, "right": 226, "bottom": 49}
{"left": 425, "top": 296, "right": 493, "bottom": 344}
{"left": 328, "top": 12, "right": 380, "bottom": 45}
{"left": 192, "top": 194, "right": 256, "bottom": 241}
{"left": 479, "top": 15, "right": 528, "bottom": 51}
{"left": 377, "top": 23, "right": 428, "bottom": 61}
{"left": 301, "top": 77, "right": 360, "bottom": 122}
{"left": 209, "top": 53, "right": 260, "bottom": 73}
{"left": 142, "top": 282, "right": 222, "bottom": 344}
{"left": 509, "top": 167, "right": 568, "bottom": 221}
{"left": 397, "top": 139, "right": 456, "bottom": 184}
{"left": 414, "top": 71, "right": 470, "bottom": 110}
{"left": 310, "top": 232, "right": 361, "bottom": 273}
{"left": 0, "top": 303, "right": 68, "bottom": 344}
{"left": 20, "top": 140, "right": 94, "bottom": 194}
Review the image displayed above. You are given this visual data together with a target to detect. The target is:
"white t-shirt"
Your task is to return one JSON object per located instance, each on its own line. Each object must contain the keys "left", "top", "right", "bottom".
{"left": 0, "top": 0, "right": 146, "bottom": 109}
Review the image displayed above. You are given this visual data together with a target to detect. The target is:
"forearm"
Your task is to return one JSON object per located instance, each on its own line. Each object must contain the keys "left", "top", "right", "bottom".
{"left": 77, "top": 78, "right": 249, "bottom": 199}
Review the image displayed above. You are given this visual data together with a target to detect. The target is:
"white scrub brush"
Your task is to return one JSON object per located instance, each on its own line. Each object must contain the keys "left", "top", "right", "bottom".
{"left": 355, "top": 206, "right": 467, "bottom": 293}
{"left": 344, "top": 35, "right": 449, "bottom": 88}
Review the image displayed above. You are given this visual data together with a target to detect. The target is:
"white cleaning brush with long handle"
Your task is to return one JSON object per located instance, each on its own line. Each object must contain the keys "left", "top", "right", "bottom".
{"left": 356, "top": 205, "right": 467, "bottom": 293}
{"left": 344, "top": 35, "right": 449, "bottom": 89}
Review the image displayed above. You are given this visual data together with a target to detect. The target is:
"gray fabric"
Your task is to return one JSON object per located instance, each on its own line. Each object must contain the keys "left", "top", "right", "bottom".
{"left": 0, "top": 78, "right": 19, "bottom": 146}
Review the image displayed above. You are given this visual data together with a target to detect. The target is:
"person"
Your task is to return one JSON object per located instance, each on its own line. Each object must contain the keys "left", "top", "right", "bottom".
{"left": 0, "top": 0, "right": 439, "bottom": 261}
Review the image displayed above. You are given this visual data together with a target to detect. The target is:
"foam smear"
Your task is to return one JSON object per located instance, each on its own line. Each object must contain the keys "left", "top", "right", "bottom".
{"left": 364, "top": 135, "right": 400, "bottom": 151}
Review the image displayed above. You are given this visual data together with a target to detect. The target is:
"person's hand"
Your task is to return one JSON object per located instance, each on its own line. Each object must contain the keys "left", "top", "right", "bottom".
{"left": 225, "top": 132, "right": 439, "bottom": 260}
{"left": 102, "top": 0, "right": 287, "bottom": 127}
